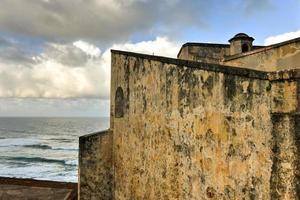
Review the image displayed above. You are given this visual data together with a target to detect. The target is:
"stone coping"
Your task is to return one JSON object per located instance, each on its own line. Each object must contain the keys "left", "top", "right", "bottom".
{"left": 181, "top": 42, "right": 230, "bottom": 48}
{"left": 79, "top": 129, "right": 111, "bottom": 140}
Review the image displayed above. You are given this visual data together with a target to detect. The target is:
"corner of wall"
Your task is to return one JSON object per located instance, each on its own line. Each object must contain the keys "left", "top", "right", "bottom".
{"left": 79, "top": 130, "right": 113, "bottom": 200}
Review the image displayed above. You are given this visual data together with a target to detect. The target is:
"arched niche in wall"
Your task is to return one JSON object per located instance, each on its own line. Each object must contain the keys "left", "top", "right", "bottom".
{"left": 242, "top": 43, "right": 249, "bottom": 53}
{"left": 115, "top": 87, "right": 124, "bottom": 118}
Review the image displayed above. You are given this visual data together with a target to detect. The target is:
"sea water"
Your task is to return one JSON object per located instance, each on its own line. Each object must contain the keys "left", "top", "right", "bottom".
{"left": 0, "top": 117, "right": 109, "bottom": 182}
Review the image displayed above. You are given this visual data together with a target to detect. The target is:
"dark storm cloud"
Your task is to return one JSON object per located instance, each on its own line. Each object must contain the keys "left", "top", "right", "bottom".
{"left": 43, "top": 43, "right": 90, "bottom": 67}
{"left": 0, "top": 0, "right": 210, "bottom": 43}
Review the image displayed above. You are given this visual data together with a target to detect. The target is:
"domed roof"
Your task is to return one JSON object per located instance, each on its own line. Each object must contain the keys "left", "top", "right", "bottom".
{"left": 229, "top": 33, "right": 254, "bottom": 42}
{"left": 234, "top": 33, "right": 249, "bottom": 37}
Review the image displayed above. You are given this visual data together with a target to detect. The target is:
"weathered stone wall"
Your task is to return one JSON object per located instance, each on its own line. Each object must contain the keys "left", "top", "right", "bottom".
{"left": 78, "top": 49, "right": 300, "bottom": 199}
{"left": 79, "top": 130, "right": 112, "bottom": 200}
{"left": 223, "top": 39, "right": 300, "bottom": 72}
{"left": 177, "top": 39, "right": 300, "bottom": 72}
{"left": 177, "top": 44, "right": 230, "bottom": 64}
{"left": 177, "top": 43, "right": 265, "bottom": 65}
{"left": 269, "top": 72, "right": 300, "bottom": 199}
{"left": 109, "top": 50, "right": 300, "bottom": 199}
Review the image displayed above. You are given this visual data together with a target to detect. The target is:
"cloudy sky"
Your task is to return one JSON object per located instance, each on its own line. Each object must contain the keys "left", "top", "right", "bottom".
{"left": 0, "top": 0, "right": 299, "bottom": 117}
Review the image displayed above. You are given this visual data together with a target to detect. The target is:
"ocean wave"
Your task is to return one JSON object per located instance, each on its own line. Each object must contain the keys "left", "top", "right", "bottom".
{"left": 0, "top": 139, "right": 77, "bottom": 151}
{"left": 51, "top": 147, "right": 78, "bottom": 151}
{"left": 48, "top": 138, "right": 74, "bottom": 142}
{"left": 0, "top": 138, "right": 38, "bottom": 147}
{"left": 23, "top": 144, "right": 52, "bottom": 149}
{"left": 0, "top": 117, "right": 106, "bottom": 182}
{"left": 3, "top": 156, "right": 77, "bottom": 167}
{"left": 65, "top": 160, "right": 78, "bottom": 166}
{"left": 23, "top": 144, "right": 77, "bottom": 151}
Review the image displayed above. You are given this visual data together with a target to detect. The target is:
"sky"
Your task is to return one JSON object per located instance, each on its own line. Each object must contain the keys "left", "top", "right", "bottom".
{"left": 0, "top": 0, "right": 299, "bottom": 117}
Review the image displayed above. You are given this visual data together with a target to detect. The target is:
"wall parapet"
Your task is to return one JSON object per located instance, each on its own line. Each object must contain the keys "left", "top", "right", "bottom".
{"left": 112, "top": 49, "right": 300, "bottom": 82}
{"left": 224, "top": 37, "right": 300, "bottom": 61}
{"left": 111, "top": 49, "right": 269, "bottom": 80}
{"left": 79, "top": 129, "right": 110, "bottom": 140}
{"left": 79, "top": 129, "right": 113, "bottom": 200}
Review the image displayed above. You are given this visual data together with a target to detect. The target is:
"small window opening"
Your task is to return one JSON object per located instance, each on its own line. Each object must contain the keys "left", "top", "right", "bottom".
{"left": 242, "top": 43, "right": 249, "bottom": 53}
{"left": 115, "top": 87, "right": 124, "bottom": 118}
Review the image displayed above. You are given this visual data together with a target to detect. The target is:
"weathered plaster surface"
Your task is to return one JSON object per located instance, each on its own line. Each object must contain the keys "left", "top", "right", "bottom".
{"left": 79, "top": 49, "right": 300, "bottom": 200}
{"left": 270, "top": 78, "right": 300, "bottom": 199}
{"left": 79, "top": 130, "right": 112, "bottom": 200}
{"left": 178, "top": 44, "right": 230, "bottom": 64}
{"left": 178, "top": 38, "right": 300, "bottom": 73}
{"left": 177, "top": 43, "right": 264, "bottom": 66}
{"left": 224, "top": 40, "right": 300, "bottom": 72}
{"left": 270, "top": 114, "right": 299, "bottom": 199}
{"left": 108, "top": 51, "right": 299, "bottom": 200}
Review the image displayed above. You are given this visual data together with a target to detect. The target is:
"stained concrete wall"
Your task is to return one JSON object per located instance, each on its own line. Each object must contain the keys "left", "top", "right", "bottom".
{"left": 223, "top": 38, "right": 300, "bottom": 72}
{"left": 109, "top": 50, "right": 300, "bottom": 199}
{"left": 79, "top": 130, "right": 112, "bottom": 200}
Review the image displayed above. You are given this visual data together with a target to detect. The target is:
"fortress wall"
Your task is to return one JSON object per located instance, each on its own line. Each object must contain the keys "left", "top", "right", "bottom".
{"left": 78, "top": 50, "right": 300, "bottom": 200}
{"left": 110, "top": 51, "right": 280, "bottom": 199}
{"left": 79, "top": 130, "right": 113, "bottom": 200}
{"left": 178, "top": 44, "right": 230, "bottom": 64}
{"left": 269, "top": 74, "right": 300, "bottom": 199}
{"left": 223, "top": 39, "right": 300, "bottom": 71}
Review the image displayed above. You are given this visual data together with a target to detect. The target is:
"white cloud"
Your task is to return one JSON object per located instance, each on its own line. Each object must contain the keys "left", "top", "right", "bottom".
{"left": 0, "top": 37, "right": 180, "bottom": 99}
{"left": 111, "top": 36, "right": 180, "bottom": 58}
{"left": 73, "top": 41, "right": 101, "bottom": 57}
{"left": 264, "top": 29, "right": 300, "bottom": 45}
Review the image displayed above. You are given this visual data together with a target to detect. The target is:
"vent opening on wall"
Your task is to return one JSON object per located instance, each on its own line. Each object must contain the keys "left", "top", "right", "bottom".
{"left": 242, "top": 43, "right": 249, "bottom": 53}
{"left": 115, "top": 87, "right": 124, "bottom": 118}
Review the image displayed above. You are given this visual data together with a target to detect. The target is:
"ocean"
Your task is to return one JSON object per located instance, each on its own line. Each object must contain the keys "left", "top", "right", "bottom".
{"left": 0, "top": 117, "right": 109, "bottom": 183}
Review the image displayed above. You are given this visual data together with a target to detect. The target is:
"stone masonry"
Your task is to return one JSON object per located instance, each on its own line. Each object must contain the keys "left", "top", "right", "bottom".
{"left": 79, "top": 33, "right": 300, "bottom": 200}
